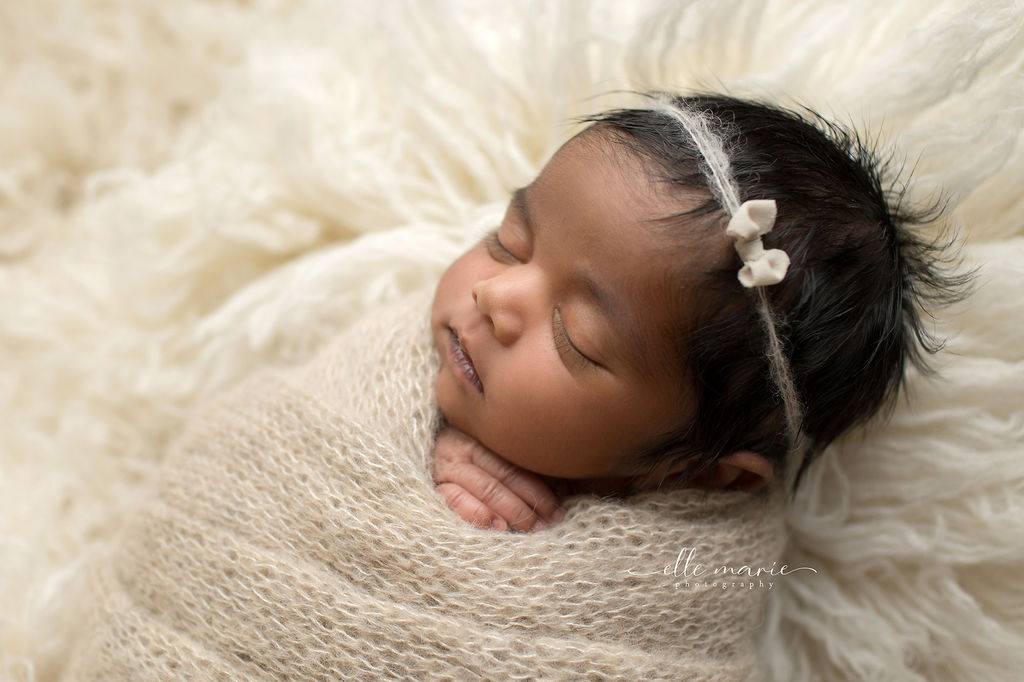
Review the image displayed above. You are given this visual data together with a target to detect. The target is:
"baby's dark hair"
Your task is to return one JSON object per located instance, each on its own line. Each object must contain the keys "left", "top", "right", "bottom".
{"left": 582, "top": 93, "right": 969, "bottom": 493}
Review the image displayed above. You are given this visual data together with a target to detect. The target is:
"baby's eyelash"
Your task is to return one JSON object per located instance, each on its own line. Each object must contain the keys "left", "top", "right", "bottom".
{"left": 553, "top": 309, "right": 594, "bottom": 370}
{"left": 484, "top": 230, "right": 519, "bottom": 264}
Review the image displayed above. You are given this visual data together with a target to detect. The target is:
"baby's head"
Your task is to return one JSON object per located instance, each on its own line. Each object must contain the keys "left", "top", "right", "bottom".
{"left": 431, "top": 93, "right": 964, "bottom": 493}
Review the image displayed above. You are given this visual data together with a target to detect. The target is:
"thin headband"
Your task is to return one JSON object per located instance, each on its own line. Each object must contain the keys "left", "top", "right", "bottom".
{"left": 649, "top": 94, "right": 804, "bottom": 480}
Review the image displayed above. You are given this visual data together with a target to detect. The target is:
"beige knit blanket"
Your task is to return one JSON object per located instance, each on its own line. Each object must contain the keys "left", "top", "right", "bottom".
{"left": 64, "top": 290, "right": 787, "bottom": 681}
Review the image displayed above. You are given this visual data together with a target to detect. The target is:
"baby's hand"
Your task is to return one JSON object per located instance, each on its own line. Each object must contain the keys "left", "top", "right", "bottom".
{"left": 432, "top": 426, "right": 566, "bottom": 532}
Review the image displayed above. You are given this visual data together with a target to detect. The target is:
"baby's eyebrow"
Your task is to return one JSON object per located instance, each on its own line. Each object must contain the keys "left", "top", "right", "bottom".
{"left": 591, "top": 279, "right": 661, "bottom": 378}
{"left": 581, "top": 273, "right": 623, "bottom": 333}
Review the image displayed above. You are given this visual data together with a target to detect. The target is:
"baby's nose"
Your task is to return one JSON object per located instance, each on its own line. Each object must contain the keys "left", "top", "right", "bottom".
{"left": 472, "top": 279, "right": 524, "bottom": 346}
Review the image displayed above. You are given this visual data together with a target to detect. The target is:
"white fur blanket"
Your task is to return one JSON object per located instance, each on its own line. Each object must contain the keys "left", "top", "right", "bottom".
{"left": 63, "top": 291, "right": 786, "bottom": 680}
{"left": 2, "top": 1, "right": 1022, "bottom": 681}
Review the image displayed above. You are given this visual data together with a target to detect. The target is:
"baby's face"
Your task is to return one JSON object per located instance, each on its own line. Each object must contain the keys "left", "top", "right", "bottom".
{"left": 431, "top": 133, "right": 709, "bottom": 480}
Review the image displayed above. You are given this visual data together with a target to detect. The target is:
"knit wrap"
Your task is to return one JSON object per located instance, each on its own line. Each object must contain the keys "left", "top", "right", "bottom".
{"left": 65, "top": 290, "right": 787, "bottom": 681}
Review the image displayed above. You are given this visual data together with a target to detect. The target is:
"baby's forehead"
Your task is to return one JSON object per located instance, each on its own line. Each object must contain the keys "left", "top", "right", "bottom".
{"left": 545, "top": 129, "right": 716, "bottom": 224}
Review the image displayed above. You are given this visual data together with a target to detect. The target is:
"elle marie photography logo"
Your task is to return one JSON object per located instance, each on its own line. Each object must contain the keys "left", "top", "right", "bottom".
{"left": 628, "top": 546, "right": 817, "bottom": 591}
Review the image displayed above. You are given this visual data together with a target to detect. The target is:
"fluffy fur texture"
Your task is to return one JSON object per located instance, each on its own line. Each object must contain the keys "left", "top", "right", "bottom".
{"left": 1, "top": 1, "right": 1022, "bottom": 680}
{"left": 61, "top": 291, "right": 786, "bottom": 680}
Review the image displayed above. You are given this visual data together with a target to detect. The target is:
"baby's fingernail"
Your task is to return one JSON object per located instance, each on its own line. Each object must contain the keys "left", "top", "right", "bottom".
{"left": 531, "top": 520, "right": 548, "bottom": 532}
{"left": 551, "top": 508, "right": 566, "bottom": 523}
{"left": 491, "top": 518, "right": 507, "bottom": 531}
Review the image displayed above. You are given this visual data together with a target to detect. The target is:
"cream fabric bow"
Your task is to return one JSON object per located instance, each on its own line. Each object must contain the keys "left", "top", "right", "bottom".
{"left": 725, "top": 199, "right": 790, "bottom": 287}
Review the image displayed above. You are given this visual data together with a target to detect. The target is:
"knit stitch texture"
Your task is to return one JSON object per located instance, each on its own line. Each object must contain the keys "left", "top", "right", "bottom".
{"left": 64, "top": 290, "right": 787, "bottom": 680}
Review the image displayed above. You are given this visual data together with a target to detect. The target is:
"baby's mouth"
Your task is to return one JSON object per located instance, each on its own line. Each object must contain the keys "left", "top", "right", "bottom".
{"left": 449, "top": 329, "right": 484, "bottom": 395}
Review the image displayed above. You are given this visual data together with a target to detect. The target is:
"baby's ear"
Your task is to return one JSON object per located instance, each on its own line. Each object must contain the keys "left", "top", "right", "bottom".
{"left": 695, "top": 451, "right": 773, "bottom": 492}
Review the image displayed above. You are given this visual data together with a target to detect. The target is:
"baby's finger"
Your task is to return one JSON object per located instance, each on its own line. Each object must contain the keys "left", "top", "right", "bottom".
{"left": 455, "top": 463, "right": 556, "bottom": 533}
{"left": 437, "top": 457, "right": 546, "bottom": 532}
{"left": 468, "top": 446, "right": 564, "bottom": 525}
{"left": 436, "top": 482, "right": 507, "bottom": 531}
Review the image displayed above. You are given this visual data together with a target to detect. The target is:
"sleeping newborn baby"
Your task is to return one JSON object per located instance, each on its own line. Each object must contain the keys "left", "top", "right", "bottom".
{"left": 431, "top": 92, "right": 954, "bottom": 534}
{"left": 431, "top": 99, "right": 777, "bottom": 533}
{"left": 64, "top": 94, "right": 960, "bottom": 680}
